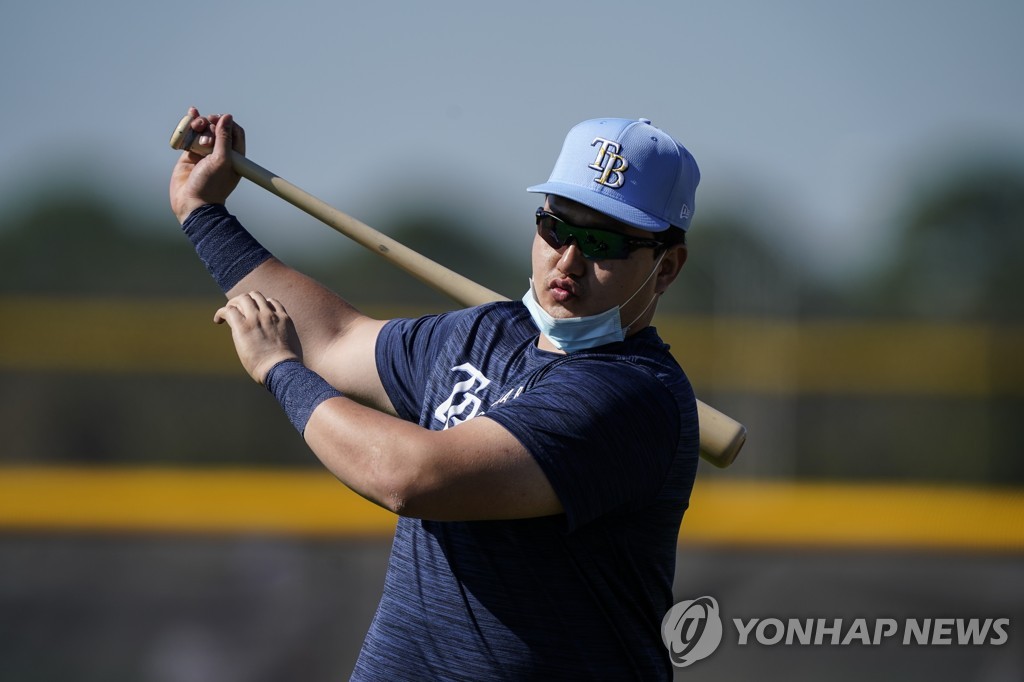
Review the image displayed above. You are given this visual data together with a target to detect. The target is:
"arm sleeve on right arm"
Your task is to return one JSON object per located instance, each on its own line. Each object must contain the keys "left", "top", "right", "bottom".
{"left": 182, "top": 203, "right": 273, "bottom": 293}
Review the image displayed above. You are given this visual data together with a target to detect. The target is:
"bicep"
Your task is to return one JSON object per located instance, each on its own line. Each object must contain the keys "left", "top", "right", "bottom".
{"left": 314, "top": 316, "right": 395, "bottom": 414}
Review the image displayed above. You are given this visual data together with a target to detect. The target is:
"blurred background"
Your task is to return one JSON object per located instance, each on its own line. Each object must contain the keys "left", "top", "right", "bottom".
{"left": 1, "top": 1, "right": 1022, "bottom": 680}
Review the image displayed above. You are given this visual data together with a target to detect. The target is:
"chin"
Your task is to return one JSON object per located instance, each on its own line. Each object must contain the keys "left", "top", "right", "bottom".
{"left": 548, "top": 299, "right": 592, "bottom": 319}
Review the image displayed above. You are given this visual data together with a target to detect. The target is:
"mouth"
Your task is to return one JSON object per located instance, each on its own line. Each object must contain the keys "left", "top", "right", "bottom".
{"left": 548, "top": 277, "right": 579, "bottom": 304}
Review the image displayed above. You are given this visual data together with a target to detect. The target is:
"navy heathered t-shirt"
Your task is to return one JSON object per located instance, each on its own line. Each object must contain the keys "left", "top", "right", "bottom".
{"left": 353, "top": 301, "right": 699, "bottom": 681}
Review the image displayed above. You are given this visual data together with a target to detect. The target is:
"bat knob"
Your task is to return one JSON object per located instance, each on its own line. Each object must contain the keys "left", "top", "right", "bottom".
{"left": 169, "top": 112, "right": 214, "bottom": 156}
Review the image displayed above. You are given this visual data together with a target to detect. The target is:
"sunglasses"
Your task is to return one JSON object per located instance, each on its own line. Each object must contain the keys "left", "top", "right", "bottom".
{"left": 535, "top": 208, "right": 664, "bottom": 260}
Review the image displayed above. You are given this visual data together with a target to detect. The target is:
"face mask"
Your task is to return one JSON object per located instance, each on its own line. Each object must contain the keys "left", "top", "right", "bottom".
{"left": 522, "top": 252, "right": 665, "bottom": 353}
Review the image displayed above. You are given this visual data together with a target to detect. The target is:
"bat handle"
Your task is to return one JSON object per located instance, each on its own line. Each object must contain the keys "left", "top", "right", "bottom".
{"left": 169, "top": 113, "right": 215, "bottom": 155}
{"left": 169, "top": 112, "right": 506, "bottom": 308}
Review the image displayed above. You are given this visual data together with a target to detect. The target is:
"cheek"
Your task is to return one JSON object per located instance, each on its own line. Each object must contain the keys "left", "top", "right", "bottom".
{"left": 596, "top": 260, "right": 655, "bottom": 300}
{"left": 531, "top": 234, "right": 556, "bottom": 272}
{"left": 530, "top": 236, "right": 543, "bottom": 273}
{"left": 590, "top": 260, "right": 628, "bottom": 291}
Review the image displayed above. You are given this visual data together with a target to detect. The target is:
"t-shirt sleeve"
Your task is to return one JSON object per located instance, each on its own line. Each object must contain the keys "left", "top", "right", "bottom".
{"left": 484, "top": 359, "right": 682, "bottom": 531}
{"left": 375, "top": 311, "right": 466, "bottom": 423}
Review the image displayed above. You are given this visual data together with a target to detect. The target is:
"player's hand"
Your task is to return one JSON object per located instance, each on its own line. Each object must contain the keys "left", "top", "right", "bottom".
{"left": 169, "top": 107, "right": 246, "bottom": 223}
{"left": 214, "top": 291, "right": 300, "bottom": 384}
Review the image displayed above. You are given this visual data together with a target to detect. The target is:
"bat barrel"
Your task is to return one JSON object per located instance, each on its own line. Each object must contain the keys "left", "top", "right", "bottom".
{"left": 696, "top": 402, "right": 746, "bottom": 468}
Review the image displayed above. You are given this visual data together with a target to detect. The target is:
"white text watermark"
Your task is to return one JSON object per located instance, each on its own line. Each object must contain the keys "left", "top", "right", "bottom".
{"left": 661, "top": 596, "right": 1010, "bottom": 668}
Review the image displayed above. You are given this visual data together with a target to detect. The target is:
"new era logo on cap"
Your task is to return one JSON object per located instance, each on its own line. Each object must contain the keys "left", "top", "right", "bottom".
{"left": 528, "top": 118, "right": 700, "bottom": 232}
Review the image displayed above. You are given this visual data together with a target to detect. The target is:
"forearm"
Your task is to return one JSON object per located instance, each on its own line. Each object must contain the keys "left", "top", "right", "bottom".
{"left": 305, "top": 396, "right": 428, "bottom": 515}
{"left": 225, "top": 257, "right": 370, "bottom": 373}
{"left": 182, "top": 204, "right": 384, "bottom": 398}
{"left": 263, "top": 358, "right": 432, "bottom": 513}
{"left": 303, "top": 393, "right": 561, "bottom": 522}
{"left": 264, "top": 361, "right": 560, "bottom": 521}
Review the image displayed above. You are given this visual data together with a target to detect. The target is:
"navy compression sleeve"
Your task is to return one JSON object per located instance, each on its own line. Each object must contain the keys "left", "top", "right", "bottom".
{"left": 182, "top": 203, "right": 273, "bottom": 292}
{"left": 264, "top": 359, "right": 344, "bottom": 435}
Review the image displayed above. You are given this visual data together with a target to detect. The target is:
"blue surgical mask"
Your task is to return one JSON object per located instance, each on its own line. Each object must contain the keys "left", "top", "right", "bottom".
{"left": 522, "top": 253, "right": 665, "bottom": 353}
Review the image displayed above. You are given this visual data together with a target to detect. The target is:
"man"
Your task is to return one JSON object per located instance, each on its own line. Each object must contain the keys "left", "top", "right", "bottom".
{"left": 169, "top": 109, "right": 701, "bottom": 680}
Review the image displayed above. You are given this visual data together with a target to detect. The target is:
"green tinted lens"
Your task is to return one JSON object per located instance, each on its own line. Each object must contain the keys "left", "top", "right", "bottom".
{"left": 551, "top": 222, "right": 632, "bottom": 259}
{"left": 536, "top": 208, "right": 663, "bottom": 260}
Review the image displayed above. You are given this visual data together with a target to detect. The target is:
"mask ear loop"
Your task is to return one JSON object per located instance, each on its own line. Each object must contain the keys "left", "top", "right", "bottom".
{"left": 621, "top": 250, "right": 668, "bottom": 332}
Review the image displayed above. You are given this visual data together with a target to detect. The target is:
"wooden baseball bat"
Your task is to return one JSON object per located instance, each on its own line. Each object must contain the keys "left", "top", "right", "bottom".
{"left": 170, "top": 113, "right": 746, "bottom": 468}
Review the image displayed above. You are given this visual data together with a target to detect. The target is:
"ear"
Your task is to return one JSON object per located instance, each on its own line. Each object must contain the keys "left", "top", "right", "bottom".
{"left": 654, "top": 245, "right": 687, "bottom": 294}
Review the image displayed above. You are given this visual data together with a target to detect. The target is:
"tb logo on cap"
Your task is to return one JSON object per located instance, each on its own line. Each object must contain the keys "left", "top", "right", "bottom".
{"left": 589, "top": 137, "right": 629, "bottom": 188}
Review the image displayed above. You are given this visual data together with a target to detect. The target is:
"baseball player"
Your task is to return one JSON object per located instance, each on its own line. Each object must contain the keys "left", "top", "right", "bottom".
{"left": 169, "top": 109, "right": 700, "bottom": 680}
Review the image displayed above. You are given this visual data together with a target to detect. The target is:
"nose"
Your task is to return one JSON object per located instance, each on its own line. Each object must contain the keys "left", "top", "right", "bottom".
{"left": 556, "top": 238, "right": 586, "bottom": 276}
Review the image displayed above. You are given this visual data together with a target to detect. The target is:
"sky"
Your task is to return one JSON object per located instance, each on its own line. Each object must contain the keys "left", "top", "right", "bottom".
{"left": 2, "top": 0, "right": 1022, "bottom": 282}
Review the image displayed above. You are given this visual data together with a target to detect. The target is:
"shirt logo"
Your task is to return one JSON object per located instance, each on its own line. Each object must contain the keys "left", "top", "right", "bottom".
{"left": 589, "top": 137, "right": 629, "bottom": 188}
{"left": 434, "top": 363, "right": 492, "bottom": 429}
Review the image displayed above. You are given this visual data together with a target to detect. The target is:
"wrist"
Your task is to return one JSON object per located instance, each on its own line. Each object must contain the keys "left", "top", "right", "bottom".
{"left": 175, "top": 199, "right": 217, "bottom": 225}
{"left": 256, "top": 352, "right": 300, "bottom": 385}
{"left": 182, "top": 205, "right": 272, "bottom": 293}
{"left": 264, "top": 360, "right": 344, "bottom": 435}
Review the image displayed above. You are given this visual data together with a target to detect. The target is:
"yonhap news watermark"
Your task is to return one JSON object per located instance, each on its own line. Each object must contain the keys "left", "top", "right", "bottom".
{"left": 661, "top": 596, "right": 1011, "bottom": 668}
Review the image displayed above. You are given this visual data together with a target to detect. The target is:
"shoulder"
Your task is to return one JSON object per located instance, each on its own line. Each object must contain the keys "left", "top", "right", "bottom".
{"left": 380, "top": 301, "right": 527, "bottom": 343}
{"left": 467, "top": 300, "right": 532, "bottom": 329}
{"left": 534, "top": 330, "right": 693, "bottom": 404}
{"left": 438, "top": 300, "right": 536, "bottom": 352}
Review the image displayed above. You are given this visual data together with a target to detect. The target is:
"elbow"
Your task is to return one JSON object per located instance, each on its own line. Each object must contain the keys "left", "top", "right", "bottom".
{"left": 380, "top": 485, "right": 412, "bottom": 516}
{"left": 308, "top": 419, "right": 445, "bottom": 518}
{"left": 373, "top": 458, "right": 437, "bottom": 518}
{"left": 380, "top": 480, "right": 439, "bottom": 519}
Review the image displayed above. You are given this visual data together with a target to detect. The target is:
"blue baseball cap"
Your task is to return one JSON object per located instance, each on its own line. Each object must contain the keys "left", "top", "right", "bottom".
{"left": 527, "top": 118, "right": 700, "bottom": 232}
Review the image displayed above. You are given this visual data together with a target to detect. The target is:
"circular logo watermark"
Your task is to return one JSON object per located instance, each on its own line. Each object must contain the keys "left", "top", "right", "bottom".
{"left": 661, "top": 596, "right": 724, "bottom": 667}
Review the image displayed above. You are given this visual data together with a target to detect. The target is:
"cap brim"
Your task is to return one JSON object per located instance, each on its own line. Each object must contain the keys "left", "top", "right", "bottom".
{"left": 526, "top": 182, "right": 670, "bottom": 232}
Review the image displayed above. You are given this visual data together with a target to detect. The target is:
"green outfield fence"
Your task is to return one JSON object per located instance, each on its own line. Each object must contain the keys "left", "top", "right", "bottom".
{"left": 2, "top": 296, "right": 1023, "bottom": 549}
{"left": 2, "top": 296, "right": 1022, "bottom": 395}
